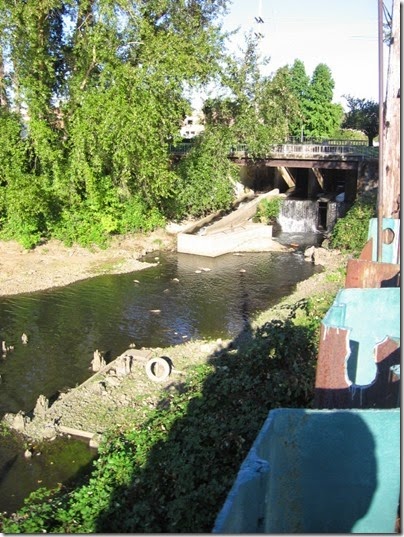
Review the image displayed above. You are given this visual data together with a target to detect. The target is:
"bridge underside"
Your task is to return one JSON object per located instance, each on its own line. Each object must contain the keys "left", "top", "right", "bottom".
{"left": 234, "top": 159, "right": 362, "bottom": 204}
{"left": 230, "top": 157, "right": 361, "bottom": 170}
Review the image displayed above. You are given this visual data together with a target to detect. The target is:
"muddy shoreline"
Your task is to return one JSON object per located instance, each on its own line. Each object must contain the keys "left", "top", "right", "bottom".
{"left": 0, "top": 228, "right": 177, "bottom": 297}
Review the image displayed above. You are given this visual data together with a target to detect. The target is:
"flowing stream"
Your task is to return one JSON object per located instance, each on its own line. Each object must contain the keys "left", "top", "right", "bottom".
{"left": 0, "top": 238, "right": 322, "bottom": 513}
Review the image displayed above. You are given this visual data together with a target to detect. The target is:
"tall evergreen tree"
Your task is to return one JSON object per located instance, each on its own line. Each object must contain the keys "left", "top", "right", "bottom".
{"left": 303, "top": 63, "right": 344, "bottom": 139}
{"left": 287, "top": 59, "right": 310, "bottom": 139}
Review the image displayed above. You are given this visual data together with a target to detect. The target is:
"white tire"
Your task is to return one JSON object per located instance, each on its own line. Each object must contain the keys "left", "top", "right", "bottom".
{"left": 145, "top": 357, "right": 171, "bottom": 382}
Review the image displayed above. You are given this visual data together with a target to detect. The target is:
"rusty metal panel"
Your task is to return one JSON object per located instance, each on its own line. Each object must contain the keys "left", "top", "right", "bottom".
{"left": 315, "top": 324, "right": 351, "bottom": 390}
{"left": 345, "top": 258, "right": 400, "bottom": 288}
{"left": 315, "top": 288, "right": 400, "bottom": 409}
{"left": 359, "top": 238, "right": 374, "bottom": 261}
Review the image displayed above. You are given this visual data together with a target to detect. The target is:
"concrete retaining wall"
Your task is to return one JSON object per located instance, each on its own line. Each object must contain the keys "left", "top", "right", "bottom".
{"left": 177, "top": 189, "right": 288, "bottom": 257}
{"left": 177, "top": 223, "right": 281, "bottom": 257}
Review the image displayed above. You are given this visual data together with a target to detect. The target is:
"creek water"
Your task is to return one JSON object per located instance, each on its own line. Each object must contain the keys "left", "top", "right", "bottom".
{"left": 0, "top": 233, "right": 322, "bottom": 513}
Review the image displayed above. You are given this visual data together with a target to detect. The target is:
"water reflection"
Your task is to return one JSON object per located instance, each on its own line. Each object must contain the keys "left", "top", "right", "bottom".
{"left": 0, "top": 249, "right": 320, "bottom": 416}
{"left": 0, "top": 247, "right": 321, "bottom": 513}
{"left": 0, "top": 431, "right": 96, "bottom": 515}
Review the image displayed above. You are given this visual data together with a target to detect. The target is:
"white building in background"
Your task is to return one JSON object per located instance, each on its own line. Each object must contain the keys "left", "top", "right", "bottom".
{"left": 180, "top": 112, "right": 205, "bottom": 139}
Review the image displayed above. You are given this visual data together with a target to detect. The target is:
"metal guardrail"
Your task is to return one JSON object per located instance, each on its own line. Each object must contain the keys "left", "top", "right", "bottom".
{"left": 267, "top": 143, "right": 379, "bottom": 158}
{"left": 286, "top": 137, "right": 368, "bottom": 146}
{"left": 170, "top": 141, "right": 379, "bottom": 159}
{"left": 169, "top": 143, "right": 194, "bottom": 154}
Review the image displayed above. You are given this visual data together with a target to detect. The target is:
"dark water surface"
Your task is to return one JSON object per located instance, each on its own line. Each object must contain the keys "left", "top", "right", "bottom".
{"left": 0, "top": 239, "right": 321, "bottom": 513}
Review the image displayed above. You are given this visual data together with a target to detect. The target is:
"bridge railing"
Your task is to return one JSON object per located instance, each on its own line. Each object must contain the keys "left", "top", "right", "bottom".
{"left": 169, "top": 142, "right": 194, "bottom": 154}
{"left": 170, "top": 141, "right": 379, "bottom": 158}
{"left": 268, "top": 143, "right": 379, "bottom": 158}
{"left": 286, "top": 136, "right": 368, "bottom": 146}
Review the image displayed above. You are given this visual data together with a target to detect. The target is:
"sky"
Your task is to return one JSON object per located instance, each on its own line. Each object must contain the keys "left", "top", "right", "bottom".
{"left": 194, "top": 0, "right": 391, "bottom": 111}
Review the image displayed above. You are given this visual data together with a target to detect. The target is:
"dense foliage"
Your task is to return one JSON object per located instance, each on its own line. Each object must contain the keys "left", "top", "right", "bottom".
{"left": 170, "top": 127, "right": 238, "bottom": 218}
{"left": 0, "top": 0, "right": 354, "bottom": 249}
{"left": 202, "top": 34, "right": 299, "bottom": 158}
{"left": 330, "top": 193, "right": 377, "bottom": 255}
{"left": 0, "top": 297, "right": 332, "bottom": 533}
{"left": 342, "top": 95, "right": 379, "bottom": 146}
{"left": 254, "top": 196, "right": 283, "bottom": 224}
{"left": 303, "top": 63, "right": 344, "bottom": 139}
{"left": 0, "top": 0, "right": 230, "bottom": 247}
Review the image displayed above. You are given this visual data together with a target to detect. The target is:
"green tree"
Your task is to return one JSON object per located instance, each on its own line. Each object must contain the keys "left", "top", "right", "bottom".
{"left": 171, "top": 127, "right": 238, "bottom": 219}
{"left": 260, "top": 65, "right": 300, "bottom": 142}
{"left": 0, "top": 0, "right": 231, "bottom": 247}
{"left": 203, "top": 34, "right": 300, "bottom": 156}
{"left": 342, "top": 95, "right": 379, "bottom": 146}
{"left": 304, "top": 63, "right": 344, "bottom": 139}
{"left": 287, "top": 59, "right": 310, "bottom": 139}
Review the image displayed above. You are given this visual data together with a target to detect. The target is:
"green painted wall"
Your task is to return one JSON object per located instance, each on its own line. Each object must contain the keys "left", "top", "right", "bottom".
{"left": 213, "top": 408, "right": 400, "bottom": 533}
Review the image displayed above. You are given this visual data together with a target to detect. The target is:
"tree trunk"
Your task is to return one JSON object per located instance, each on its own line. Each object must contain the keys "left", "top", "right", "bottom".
{"left": 381, "top": 0, "right": 400, "bottom": 219}
{"left": 0, "top": 49, "right": 9, "bottom": 109}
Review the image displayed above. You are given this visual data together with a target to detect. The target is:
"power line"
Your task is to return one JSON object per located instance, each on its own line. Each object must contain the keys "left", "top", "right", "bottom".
{"left": 254, "top": 0, "right": 264, "bottom": 38}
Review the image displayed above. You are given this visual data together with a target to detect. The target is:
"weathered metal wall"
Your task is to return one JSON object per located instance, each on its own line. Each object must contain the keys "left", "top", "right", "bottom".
{"left": 213, "top": 408, "right": 400, "bottom": 533}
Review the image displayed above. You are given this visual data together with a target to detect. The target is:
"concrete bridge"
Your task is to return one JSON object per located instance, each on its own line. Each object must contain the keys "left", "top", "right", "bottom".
{"left": 229, "top": 141, "right": 377, "bottom": 168}
{"left": 229, "top": 141, "right": 377, "bottom": 198}
{"left": 171, "top": 139, "right": 378, "bottom": 163}
{"left": 171, "top": 140, "right": 378, "bottom": 202}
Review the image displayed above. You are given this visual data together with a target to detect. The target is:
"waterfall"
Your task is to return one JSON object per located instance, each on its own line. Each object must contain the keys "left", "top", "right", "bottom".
{"left": 278, "top": 199, "right": 319, "bottom": 232}
{"left": 326, "top": 201, "right": 348, "bottom": 231}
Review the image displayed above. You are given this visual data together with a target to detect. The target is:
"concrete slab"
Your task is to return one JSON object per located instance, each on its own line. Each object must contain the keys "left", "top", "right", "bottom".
{"left": 177, "top": 223, "right": 286, "bottom": 257}
{"left": 177, "top": 190, "right": 288, "bottom": 257}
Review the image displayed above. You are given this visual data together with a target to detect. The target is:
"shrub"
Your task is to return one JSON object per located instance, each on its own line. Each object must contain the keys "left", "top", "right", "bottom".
{"left": 254, "top": 196, "right": 283, "bottom": 224}
{"left": 118, "top": 196, "right": 166, "bottom": 234}
{"left": 170, "top": 129, "right": 237, "bottom": 219}
{"left": 330, "top": 193, "right": 377, "bottom": 255}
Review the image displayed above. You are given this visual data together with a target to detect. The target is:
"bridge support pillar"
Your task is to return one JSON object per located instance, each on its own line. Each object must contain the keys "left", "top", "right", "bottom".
{"left": 308, "top": 168, "right": 323, "bottom": 198}
{"left": 276, "top": 166, "right": 295, "bottom": 189}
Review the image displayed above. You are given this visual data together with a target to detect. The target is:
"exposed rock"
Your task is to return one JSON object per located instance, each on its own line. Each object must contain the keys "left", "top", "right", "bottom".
{"left": 33, "top": 395, "right": 49, "bottom": 419}
{"left": 304, "top": 245, "right": 316, "bottom": 261}
{"left": 104, "top": 376, "right": 121, "bottom": 388}
{"left": 91, "top": 349, "right": 106, "bottom": 372}
{"left": 304, "top": 246, "right": 343, "bottom": 267}
{"left": 5, "top": 411, "right": 30, "bottom": 433}
{"left": 114, "top": 354, "right": 133, "bottom": 377}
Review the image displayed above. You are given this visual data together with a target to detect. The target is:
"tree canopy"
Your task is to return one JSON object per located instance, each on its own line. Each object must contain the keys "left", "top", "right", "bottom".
{"left": 342, "top": 95, "right": 379, "bottom": 146}
{"left": 0, "top": 0, "right": 230, "bottom": 247}
{"left": 0, "top": 2, "right": 350, "bottom": 248}
{"left": 202, "top": 35, "right": 301, "bottom": 155}
{"left": 302, "top": 63, "right": 344, "bottom": 139}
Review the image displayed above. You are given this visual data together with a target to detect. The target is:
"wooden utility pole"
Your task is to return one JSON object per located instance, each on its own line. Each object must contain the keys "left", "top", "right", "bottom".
{"left": 377, "top": 0, "right": 400, "bottom": 261}
{"left": 381, "top": 0, "right": 400, "bottom": 219}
